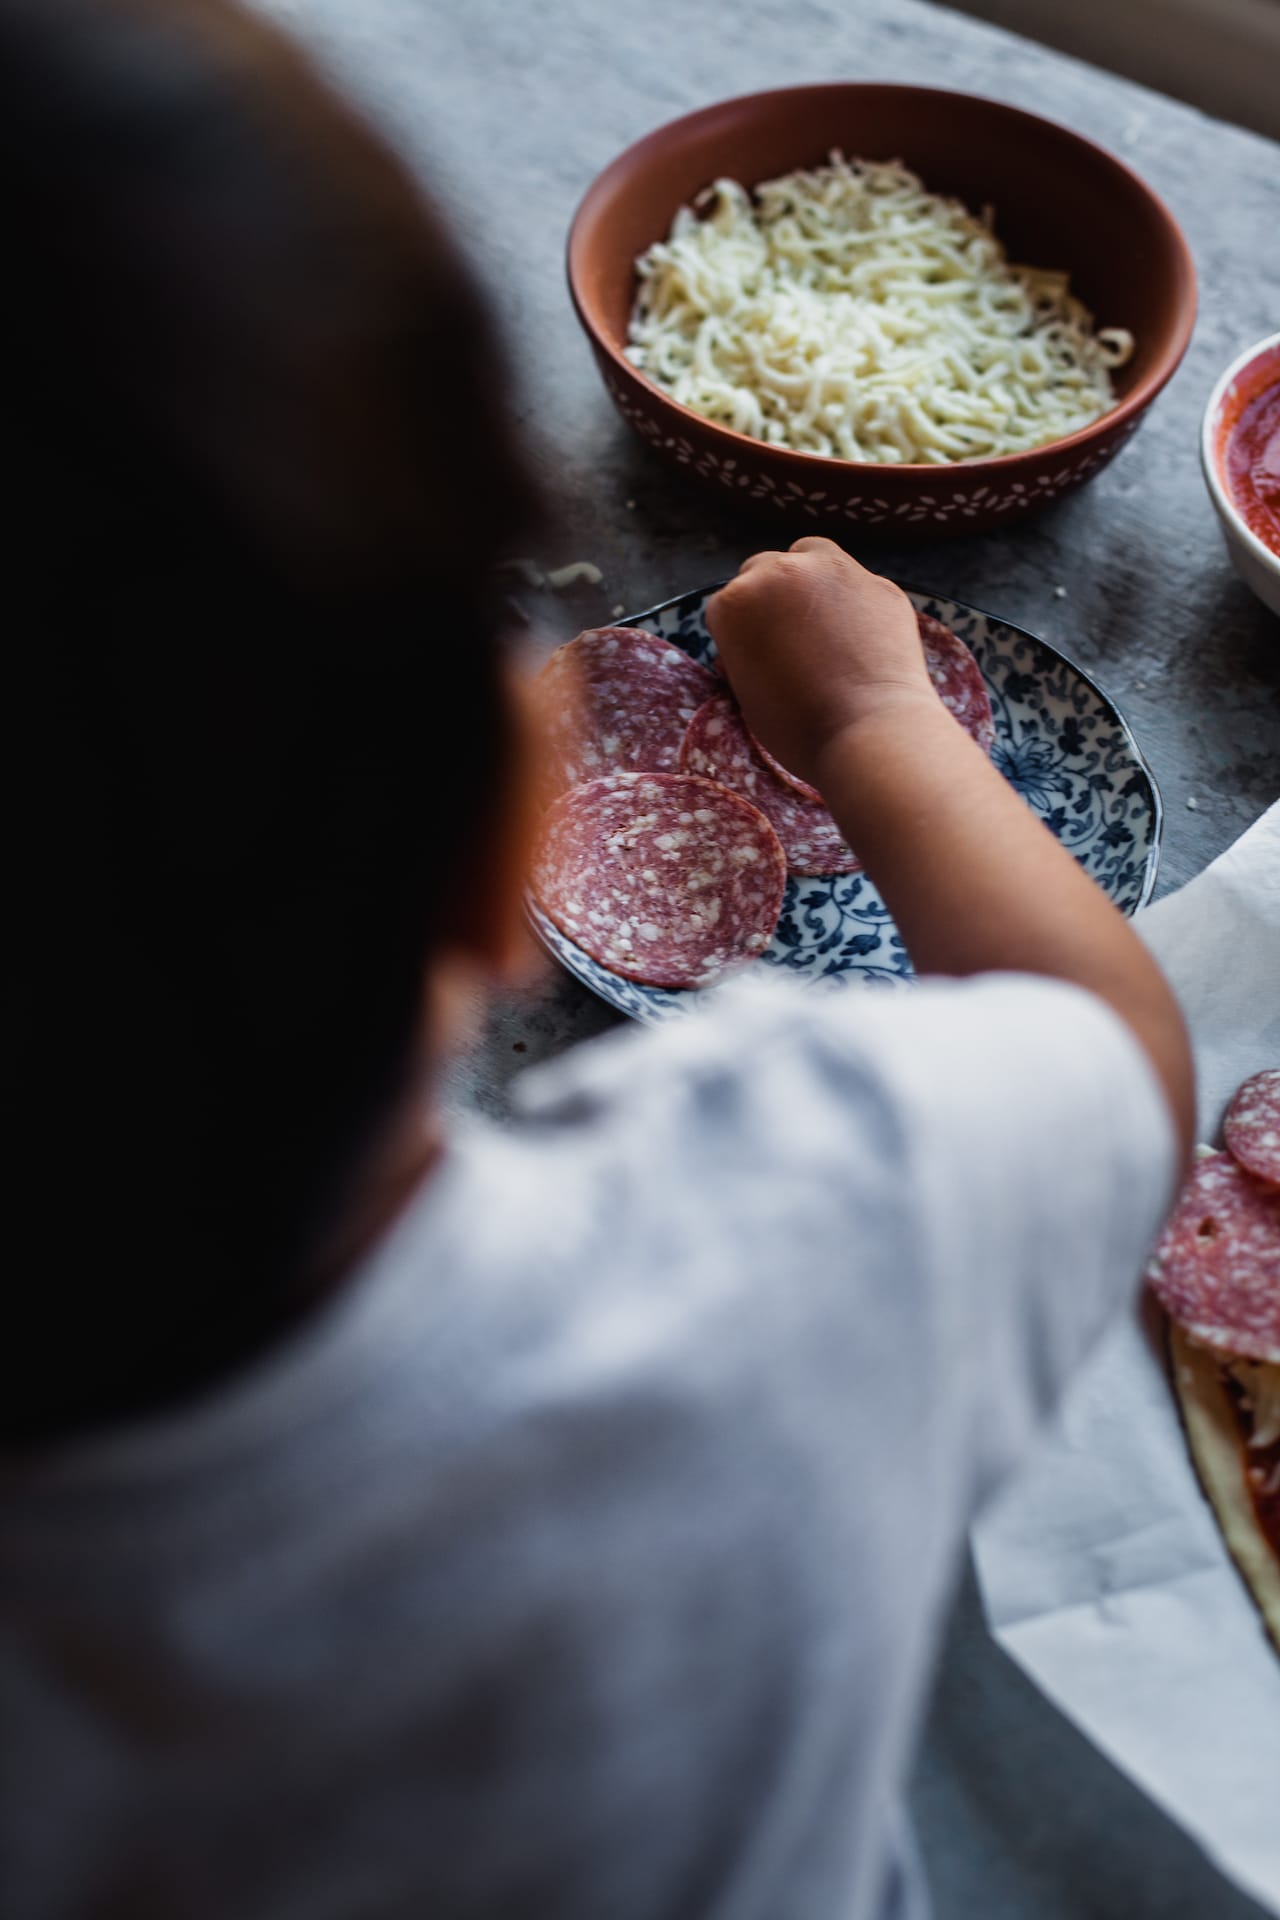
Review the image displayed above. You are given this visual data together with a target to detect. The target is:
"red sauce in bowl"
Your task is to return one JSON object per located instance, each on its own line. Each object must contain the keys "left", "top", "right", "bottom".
{"left": 1217, "top": 340, "right": 1280, "bottom": 557}
{"left": 1225, "top": 384, "right": 1280, "bottom": 554}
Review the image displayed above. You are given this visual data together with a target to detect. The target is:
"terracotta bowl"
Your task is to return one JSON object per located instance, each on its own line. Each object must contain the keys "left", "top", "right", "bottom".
{"left": 568, "top": 84, "right": 1197, "bottom": 537}
{"left": 1200, "top": 333, "right": 1280, "bottom": 618}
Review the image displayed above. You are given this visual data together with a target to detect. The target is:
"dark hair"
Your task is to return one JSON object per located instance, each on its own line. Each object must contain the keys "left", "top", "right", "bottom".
{"left": 5, "top": 0, "right": 537, "bottom": 1443}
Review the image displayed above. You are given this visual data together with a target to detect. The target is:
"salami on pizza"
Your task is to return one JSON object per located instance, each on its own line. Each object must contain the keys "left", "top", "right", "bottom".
{"left": 1148, "top": 1072, "right": 1280, "bottom": 1653}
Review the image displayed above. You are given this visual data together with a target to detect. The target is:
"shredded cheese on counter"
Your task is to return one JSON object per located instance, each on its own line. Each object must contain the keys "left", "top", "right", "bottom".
{"left": 627, "top": 156, "right": 1133, "bottom": 465}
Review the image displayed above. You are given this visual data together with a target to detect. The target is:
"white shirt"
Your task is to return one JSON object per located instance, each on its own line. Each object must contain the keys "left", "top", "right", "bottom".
{"left": 0, "top": 973, "right": 1175, "bottom": 1920}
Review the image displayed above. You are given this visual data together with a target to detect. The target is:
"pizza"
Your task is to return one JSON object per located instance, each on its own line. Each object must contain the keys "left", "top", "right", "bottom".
{"left": 1148, "top": 1070, "right": 1280, "bottom": 1652}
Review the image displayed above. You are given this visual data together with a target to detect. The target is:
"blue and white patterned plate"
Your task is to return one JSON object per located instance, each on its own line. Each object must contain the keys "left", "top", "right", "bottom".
{"left": 527, "top": 584, "right": 1162, "bottom": 1025}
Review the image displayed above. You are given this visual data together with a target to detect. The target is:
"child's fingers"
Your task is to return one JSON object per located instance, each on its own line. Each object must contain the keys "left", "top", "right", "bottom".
{"left": 728, "top": 549, "right": 780, "bottom": 582}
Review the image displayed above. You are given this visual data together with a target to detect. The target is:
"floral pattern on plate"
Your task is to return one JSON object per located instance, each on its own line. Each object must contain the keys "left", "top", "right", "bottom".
{"left": 527, "top": 585, "right": 1162, "bottom": 1025}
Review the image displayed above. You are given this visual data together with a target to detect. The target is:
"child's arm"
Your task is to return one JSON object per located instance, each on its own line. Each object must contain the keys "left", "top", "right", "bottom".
{"left": 707, "top": 538, "right": 1195, "bottom": 1168}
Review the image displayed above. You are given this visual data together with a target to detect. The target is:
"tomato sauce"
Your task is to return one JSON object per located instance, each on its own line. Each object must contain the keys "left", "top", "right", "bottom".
{"left": 1248, "top": 1434, "right": 1280, "bottom": 1561}
{"left": 1224, "top": 384, "right": 1280, "bottom": 555}
{"left": 1217, "top": 342, "right": 1280, "bottom": 557}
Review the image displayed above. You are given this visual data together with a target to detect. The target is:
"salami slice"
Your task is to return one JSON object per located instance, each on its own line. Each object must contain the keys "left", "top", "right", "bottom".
{"left": 533, "top": 627, "right": 718, "bottom": 799}
{"left": 1147, "top": 1151, "right": 1280, "bottom": 1362}
{"left": 531, "top": 771, "right": 786, "bottom": 989}
{"left": 754, "top": 739, "right": 823, "bottom": 805}
{"left": 1225, "top": 1069, "right": 1280, "bottom": 1187}
{"left": 916, "top": 612, "right": 995, "bottom": 753}
{"left": 680, "top": 693, "right": 861, "bottom": 876}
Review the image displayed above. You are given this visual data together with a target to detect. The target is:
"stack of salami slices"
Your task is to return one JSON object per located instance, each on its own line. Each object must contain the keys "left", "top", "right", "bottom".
{"left": 529, "top": 615, "right": 994, "bottom": 991}
{"left": 1149, "top": 1068, "right": 1280, "bottom": 1650}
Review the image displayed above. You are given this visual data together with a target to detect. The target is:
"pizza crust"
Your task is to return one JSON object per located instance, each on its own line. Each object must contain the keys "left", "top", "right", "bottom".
{"left": 1168, "top": 1321, "right": 1280, "bottom": 1655}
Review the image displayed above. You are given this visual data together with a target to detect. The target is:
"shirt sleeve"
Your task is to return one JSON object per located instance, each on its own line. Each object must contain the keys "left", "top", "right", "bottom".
{"left": 810, "top": 971, "right": 1180, "bottom": 1511}
{"left": 518, "top": 968, "right": 1178, "bottom": 1524}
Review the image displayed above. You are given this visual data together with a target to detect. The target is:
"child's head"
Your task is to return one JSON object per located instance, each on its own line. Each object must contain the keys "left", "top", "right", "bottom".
{"left": 6, "top": 0, "right": 539, "bottom": 1441}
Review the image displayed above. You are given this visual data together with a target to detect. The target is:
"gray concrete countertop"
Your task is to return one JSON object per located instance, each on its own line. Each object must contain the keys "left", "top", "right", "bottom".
{"left": 260, "top": 1, "right": 1278, "bottom": 1912}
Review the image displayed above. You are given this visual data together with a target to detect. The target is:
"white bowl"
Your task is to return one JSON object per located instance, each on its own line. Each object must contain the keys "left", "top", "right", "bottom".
{"left": 1200, "top": 331, "right": 1280, "bottom": 618}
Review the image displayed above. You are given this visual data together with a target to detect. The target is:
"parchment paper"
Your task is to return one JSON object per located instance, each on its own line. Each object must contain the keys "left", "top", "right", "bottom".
{"left": 973, "top": 801, "right": 1280, "bottom": 1915}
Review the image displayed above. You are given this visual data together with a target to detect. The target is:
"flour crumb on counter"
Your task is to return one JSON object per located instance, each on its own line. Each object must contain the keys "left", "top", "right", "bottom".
{"left": 498, "top": 558, "right": 607, "bottom": 593}
{"left": 1052, "top": 584, "right": 1068, "bottom": 598}
{"left": 546, "top": 562, "right": 604, "bottom": 590}
{"left": 1186, "top": 796, "right": 1199, "bottom": 811}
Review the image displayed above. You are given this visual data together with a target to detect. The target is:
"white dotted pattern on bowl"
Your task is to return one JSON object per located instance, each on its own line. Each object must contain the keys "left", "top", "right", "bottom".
{"left": 605, "top": 374, "right": 1142, "bottom": 525}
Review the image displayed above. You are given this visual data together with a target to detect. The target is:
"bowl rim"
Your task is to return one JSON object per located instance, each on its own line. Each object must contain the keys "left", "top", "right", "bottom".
{"left": 567, "top": 81, "right": 1199, "bottom": 480}
{"left": 1199, "top": 330, "right": 1280, "bottom": 581}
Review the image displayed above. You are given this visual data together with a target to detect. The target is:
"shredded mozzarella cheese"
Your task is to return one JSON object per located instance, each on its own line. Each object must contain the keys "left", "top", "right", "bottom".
{"left": 626, "top": 156, "right": 1134, "bottom": 464}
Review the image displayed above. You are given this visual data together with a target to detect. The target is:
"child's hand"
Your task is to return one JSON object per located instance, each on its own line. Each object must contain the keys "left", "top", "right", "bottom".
{"left": 706, "top": 538, "right": 934, "bottom": 787}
